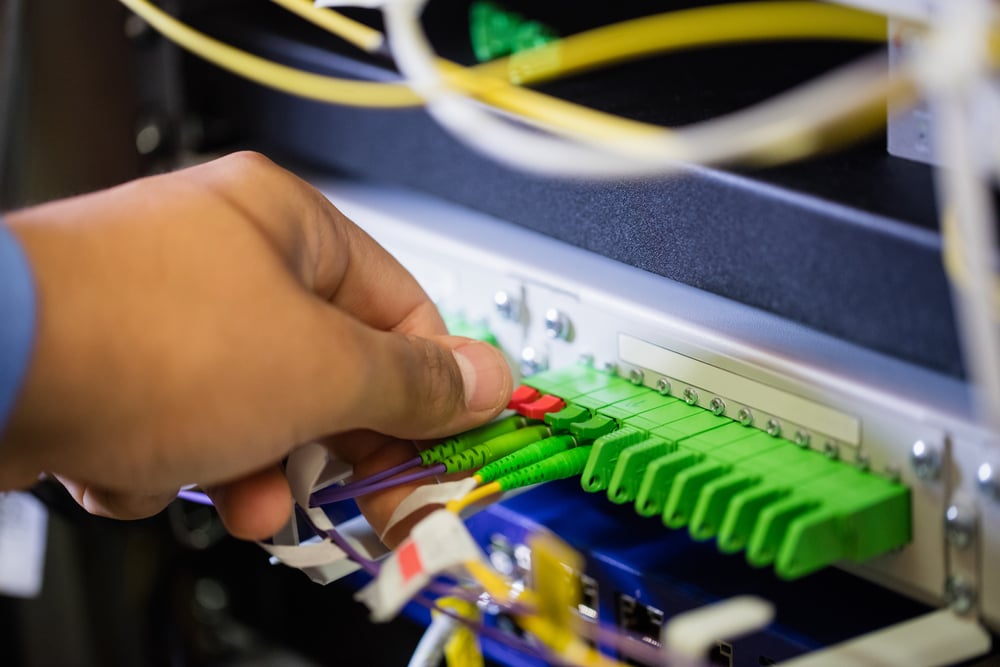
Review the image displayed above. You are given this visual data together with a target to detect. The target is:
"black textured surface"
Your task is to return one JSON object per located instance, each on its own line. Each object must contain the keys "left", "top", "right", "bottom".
{"left": 183, "top": 2, "right": 963, "bottom": 377}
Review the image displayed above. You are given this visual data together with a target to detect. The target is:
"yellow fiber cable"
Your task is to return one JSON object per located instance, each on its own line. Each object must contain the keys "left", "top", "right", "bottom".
{"left": 472, "top": 2, "right": 887, "bottom": 86}
{"left": 269, "top": 0, "right": 383, "bottom": 53}
{"left": 447, "top": 481, "right": 502, "bottom": 515}
{"left": 464, "top": 560, "right": 631, "bottom": 666}
{"left": 122, "top": 0, "right": 902, "bottom": 160}
{"left": 118, "top": 0, "right": 418, "bottom": 107}
{"left": 277, "top": 0, "right": 892, "bottom": 143}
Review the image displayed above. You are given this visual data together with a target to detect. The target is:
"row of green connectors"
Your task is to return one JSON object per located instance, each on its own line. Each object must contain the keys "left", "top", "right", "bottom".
{"left": 523, "top": 364, "right": 911, "bottom": 580}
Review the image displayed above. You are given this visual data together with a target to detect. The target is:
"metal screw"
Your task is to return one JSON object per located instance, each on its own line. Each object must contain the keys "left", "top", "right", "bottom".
{"left": 945, "top": 504, "right": 976, "bottom": 550}
{"left": 737, "top": 408, "right": 754, "bottom": 426}
{"left": 977, "top": 462, "right": 999, "bottom": 502}
{"left": 910, "top": 440, "right": 941, "bottom": 481}
{"left": 494, "top": 291, "right": 519, "bottom": 321}
{"left": 709, "top": 398, "right": 726, "bottom": 416}
{"left": 766, "top": 419, "right": 782, "bottom": 437}
{"left": 135, "top": 120, "right": 163, "bottom": 155}
{"left": 519, "top": 347, "right": 546, "bottom": 376}
{"left": 794, "top": 430, "right": 811, "bottom": 448}
{"left": 946, "top": 577, "right": 976, "bottom": 614}
{"left": 544, "top": 308, "right": 571, "bottom": 340}
{"left": 628, "top": 369, "right": 644, "bottom": 386}
{"left": 824, "top": 441, "right": 840, "bottom": 460}
{"left": 655, "top": 378, "right": 671, "bottom": 396}
{"left": 855, "top": 451, "right": 871, "bottom": 471}
{"left": 683, "top": 388, "right": 699, "bottom": 406}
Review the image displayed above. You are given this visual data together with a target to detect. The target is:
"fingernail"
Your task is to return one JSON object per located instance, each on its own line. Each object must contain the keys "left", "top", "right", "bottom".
{"left": 453, "top": 342, "right": 508, "bottom": 411}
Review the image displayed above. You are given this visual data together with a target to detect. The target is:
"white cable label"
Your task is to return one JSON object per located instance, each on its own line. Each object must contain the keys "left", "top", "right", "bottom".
{"left": 356, "top": 509, "right": 482, "bottom": 622}
{"left": 0, "top": 492, "right": 47, "bottom": 598}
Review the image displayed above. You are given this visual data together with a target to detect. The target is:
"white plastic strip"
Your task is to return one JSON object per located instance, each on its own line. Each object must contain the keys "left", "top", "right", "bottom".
{"left": 356, "top": 509, "right": 483, "bottom": 621}
{"left": 619, "top": 334, "right": 860, "bottom": 444}
{"left": 663, "top": 596, "right": 774, "bottom": 661}
{"left": 381, "top": 477, "right": 478, "bottom": 541}
{"left": 777, "top": 609, "right": 991, "bottom": 667}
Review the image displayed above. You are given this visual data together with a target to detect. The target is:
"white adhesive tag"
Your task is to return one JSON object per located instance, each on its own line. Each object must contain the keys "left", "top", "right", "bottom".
{"left": 0, "top": 492, "right": 48, "bottom": 598}
{"left": 356, "top": 509, "right": 482, "bottom": 622}
{"left": 381, "top": 477, "right": 478, "bottom": 542}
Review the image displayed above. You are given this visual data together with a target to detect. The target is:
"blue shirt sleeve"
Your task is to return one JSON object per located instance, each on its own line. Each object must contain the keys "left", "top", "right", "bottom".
{"left": 0, "top": 220, "right": 36, "bottom": 431}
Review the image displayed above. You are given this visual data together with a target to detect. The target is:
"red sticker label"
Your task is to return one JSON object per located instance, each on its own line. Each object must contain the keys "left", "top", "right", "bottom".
{"left": 398, "top": 540, "right": 424, "bottom": 584}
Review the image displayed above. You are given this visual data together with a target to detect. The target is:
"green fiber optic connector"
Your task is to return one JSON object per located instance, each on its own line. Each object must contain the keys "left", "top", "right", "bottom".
{"left": 496, "top": 446, "right": 593, "bottom": 490}
{"left": 745, "top": 468, "right": 910, "bottom": 579}
{"left": 661, "top": 430, "right": 786, "bottom": 528}
{"left": 649, "top": 411, "right": 730, "bottom": 443}
{"left": 685, "top": 432, "right": 789, "bottom": 540}
{"left": 623, "top": 400, "right": 705, "bottom": 431}
{"left": 420, "top": 415, "right": 527, "bottom": 465}
{"left": 469, "top": 1, "right": 558, "bottom": 63}
{"left": 477, "top": 435, "right": 577, "bottom": 483}
{"left": 598, "top": 391, "right": 677, "bottom": 421}
{"left": 573, "top": 381, "right": 648, "bottom": 411}
{"left": 569, "top": 414, "right": 618, "bottom": 441}
{"left": 606, "top": 437, "right": 673, "bottom": 504}
{"left": 522, "top": 364, "right": 610, "bottom": 398}
{"left": 716, "top": 450, "right": 846, "bottom": 554}
{"left": 634, "top": 451, "right": 702, "bottom": 517}
{"left": 581, "top": 427, "right": 647, "bottom": 492}
{"left": 525, "top": 363, "right": 914, "bottom": 580}
{"left": 441, "top": 425, "right": 550, "bottom": 473}
{"left": 544, "top": 404, "right": 591, "bottom": 430}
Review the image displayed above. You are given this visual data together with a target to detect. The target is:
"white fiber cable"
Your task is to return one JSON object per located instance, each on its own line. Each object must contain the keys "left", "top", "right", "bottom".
{"left": 382, "top": 0, "right": 901, "bottom": 177}
{"left": 924, "top": 0, "right": 1000, "bottom": 437}
{"left": 407, "top": 608, "right": 460, "bottom": 667}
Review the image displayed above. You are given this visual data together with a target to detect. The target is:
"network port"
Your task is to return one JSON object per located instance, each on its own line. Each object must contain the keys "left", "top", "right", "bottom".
{"left": 615, "top": 593, "right": 665, "bottom": 666}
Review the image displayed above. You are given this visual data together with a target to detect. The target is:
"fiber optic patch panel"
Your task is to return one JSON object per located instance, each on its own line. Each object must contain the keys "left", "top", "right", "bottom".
{"left": 315, "top": 176, "right": 999, "bottom": 656}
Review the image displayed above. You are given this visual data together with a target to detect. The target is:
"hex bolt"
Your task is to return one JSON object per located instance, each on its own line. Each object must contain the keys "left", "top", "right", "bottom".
{"left": 977, "top": 462, "right": 1000, "bottom": 502}
{"left": 766, "top": 419, "right": 782, "bottom": 437}
{"left": 494, "top": 291, "right": 519, "bottom": 321}
{"left": 944, "top": 504, "right": 976, "bottom": 550}
{"left": 544, "top": 308, "right": 571, "bottom": 340}
{"left": 946, "top": 577, "right": 976, "bottom": 615}
{"left": 824, "top": 441, "right": 840, "bottom": 460}
{"left": 794, "top": 430, "right": 811, "bottom": 448}
{"left": 910, "top": 440, "right": 941, "bottom": 481}
{"left": 737, "top": 408, "right": 754, "bottom": 426}
{"left": 628, "top": 368, "right": 644, "bottom": 386}
{"left": 655, "top": 378, "right": 671, "bottom": 396}
{"left": 683, "top": 388, "right": 699, "bottom": 406}
{"left": 709, "top": 397, "right": 726, "bottom": 416}
{"left": 519, "top": 347, "right": 546, "bottom": 376}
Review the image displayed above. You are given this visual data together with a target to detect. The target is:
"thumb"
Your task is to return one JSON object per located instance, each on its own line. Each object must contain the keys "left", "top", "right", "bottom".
{"left": 351, "top": 332, "right": 513, "bottom": 440}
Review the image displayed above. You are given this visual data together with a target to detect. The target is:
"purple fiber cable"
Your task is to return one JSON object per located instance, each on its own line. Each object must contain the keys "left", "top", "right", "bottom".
{"left": 294, "top": 504, "right": 380, "bottom": 575}
{"left": 310, "top": 464, "right": 445, "bottom": 506}
{"left": 177, "top": 489, "right": 214, "bottom": 506}
{"left": 334, "top": 455, "right": 422, "bottom": 492}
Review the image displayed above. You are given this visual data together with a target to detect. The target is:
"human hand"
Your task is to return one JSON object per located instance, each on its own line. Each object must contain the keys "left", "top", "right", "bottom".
{"left": 1, "top": 152, "right": 512, "bottom": 541}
